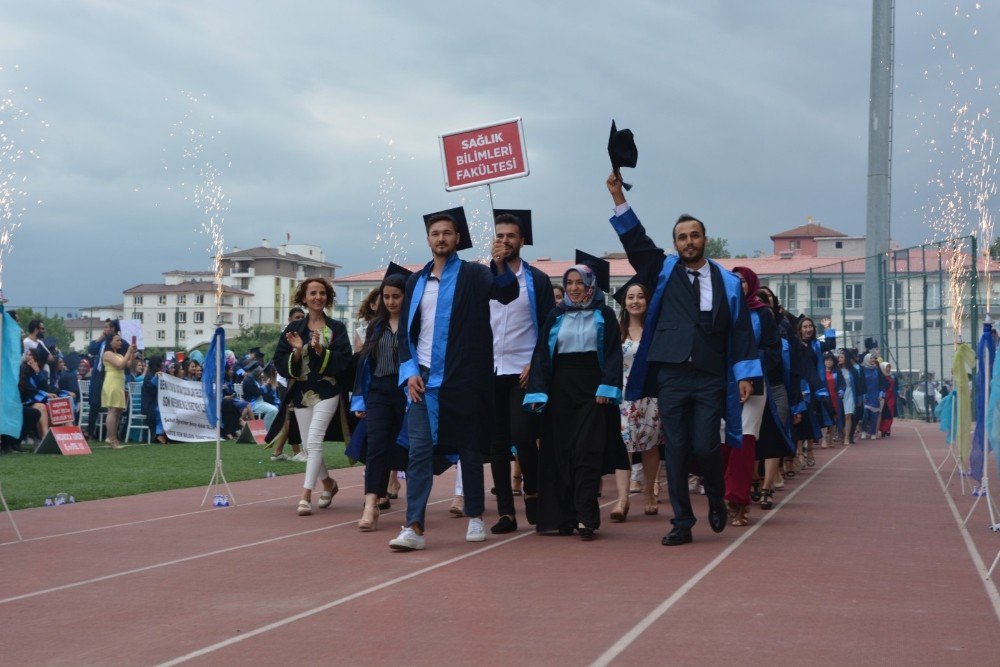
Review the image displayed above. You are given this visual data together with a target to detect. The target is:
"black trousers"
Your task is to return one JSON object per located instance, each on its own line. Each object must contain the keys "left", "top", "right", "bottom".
{"left": 365, "top": 374, "right": 406, "bottom": 496}
{"left": 87, "top": 371, "right": 104, "bottom": 436}
{"left": 490, "top": 373, "right": 538, "bottom": 517}
{"left": 656, "top": 364, "right": 727, "bottom": 529}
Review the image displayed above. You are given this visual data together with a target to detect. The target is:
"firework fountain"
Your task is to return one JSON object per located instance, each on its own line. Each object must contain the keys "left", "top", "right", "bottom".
{"left": 369, "top": 138, "right": 409, "bottom": 265}
{"left": 0, "top": 64, "right": 45, "bottom": 540}
{"left": 162, "top": 91, "right": 234, "bottom": 506}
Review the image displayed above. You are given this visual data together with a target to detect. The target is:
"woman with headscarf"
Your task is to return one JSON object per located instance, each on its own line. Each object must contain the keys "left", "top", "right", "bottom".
{"left": 878, "top": 361, "right": 897, "bottom": 437}
{"left": 859, "top": 353, "right": 888, "bottom": 439}
{"left": 524, "top": 263, "right": 623, "bottom": 540}
{"left": 724, "top": 267, "right": 781, "bottom": 526}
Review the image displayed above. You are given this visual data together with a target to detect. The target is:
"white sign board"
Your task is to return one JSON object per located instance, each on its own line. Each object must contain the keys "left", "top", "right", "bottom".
{"left": 157, "top": 374, "right": 216, "bottom": 442}
{"left": 119, "top": 319, "right": 145, "bottom": 350}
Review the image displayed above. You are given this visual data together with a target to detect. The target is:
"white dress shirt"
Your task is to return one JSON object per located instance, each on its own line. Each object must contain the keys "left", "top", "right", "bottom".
{"left": 490, "top": 261, "right": 534, "bottom": 375}
{"left": 686, "top": 262, "right": 713, "bottom": 312}
{"left": 416, "top": 276, "right": 439, "bottom": 368}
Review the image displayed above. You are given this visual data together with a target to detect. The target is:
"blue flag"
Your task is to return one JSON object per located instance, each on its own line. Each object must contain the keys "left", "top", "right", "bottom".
{"left": 1, "top": 306, "right": 24, "bottom": 439}
{"left": 970, "top": 322, "right": 996, "bottom": 483}
{"left": 202, "top": 327, "right": 225, "bottom": 428}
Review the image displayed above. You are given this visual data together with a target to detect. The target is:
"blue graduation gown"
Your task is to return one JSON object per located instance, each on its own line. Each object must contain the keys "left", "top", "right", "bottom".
{"left": 397, "top": 254, "right": 518, "bottom": 455}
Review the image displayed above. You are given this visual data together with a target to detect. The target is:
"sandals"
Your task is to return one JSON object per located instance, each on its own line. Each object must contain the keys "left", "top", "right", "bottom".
{"left": 512, "top": 474, "right": 523, "bottom": 496}
{"left": 759, "top": 489, "right": 774, "bottom": 510}
{"left": 610, "top": 498, "right": 630, "bottom": 522}
{"left": 644, "top": 493, "right": 658, "bottom": 515}
{"left": 731, "top": 505, "right": 750, "bottom": 527}
{"left": 297, "top": 500, "right": 312, "bottom": 516}
{"left": 317, "top": 479, "right": 339, "bottom": 509}
{"left": 358, "top": 504, "right": 380, "bottom": 531}
{"left": 750, "top": 480, "right": 762, "bottom": 503}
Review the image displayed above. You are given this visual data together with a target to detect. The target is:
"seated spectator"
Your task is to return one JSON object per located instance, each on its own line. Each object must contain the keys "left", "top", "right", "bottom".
{"left": 141, "top": 356, "right": 168, "bottom": 444}
{"left": 18, "top": 350, "right": 54, "bottom": 439}
{"left": 241, "top": 363, "right": 279, "bottom": 430}
{"left": 131, "top": 358, "right": 146, "bottom": 383}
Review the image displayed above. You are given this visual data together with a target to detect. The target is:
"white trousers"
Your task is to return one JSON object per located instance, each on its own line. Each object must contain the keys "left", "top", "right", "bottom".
{"left": 295, "top": 396, "right": 338, "bottom": 490}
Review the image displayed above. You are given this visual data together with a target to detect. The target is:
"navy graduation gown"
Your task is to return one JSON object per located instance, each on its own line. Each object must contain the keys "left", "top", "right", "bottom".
{"left": 397, "top": 254, "right": 518, "bottom": 455}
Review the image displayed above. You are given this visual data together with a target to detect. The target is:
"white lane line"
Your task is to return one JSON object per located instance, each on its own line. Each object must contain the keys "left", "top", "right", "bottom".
{"left": 915, "top": 426, "right": 1000, "bottom": 624}
{"left": 0, "top": 483, "right": 363, "bottom": 547}
{"left": 591, "top": 445, "right": 852, "bottom": 667}
{"left": 0, "top": 494, "right": 432, "bottom": 606}
{"left": 158, "top": 497, "right": 619, "bottom": 666}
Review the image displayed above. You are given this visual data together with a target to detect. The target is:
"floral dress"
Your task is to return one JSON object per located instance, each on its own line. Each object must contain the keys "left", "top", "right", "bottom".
{"left": 620, "top": 337, "right": 663, "bottom": 453}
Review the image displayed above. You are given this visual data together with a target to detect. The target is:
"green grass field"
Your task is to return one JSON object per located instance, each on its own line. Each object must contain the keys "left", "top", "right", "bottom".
{"left": 0, "top": 441, "right": 356, "bottom": 510}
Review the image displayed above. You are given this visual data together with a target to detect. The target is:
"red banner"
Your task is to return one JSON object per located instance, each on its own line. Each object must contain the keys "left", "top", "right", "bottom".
{"left": 47, "top": 397, "right": 74, "bottom": 426}
{"left": 249, "top": 419, "right": 267, "bottom": 445}
{"left": 439, "top": 118, "right": 529, "bottom": 191}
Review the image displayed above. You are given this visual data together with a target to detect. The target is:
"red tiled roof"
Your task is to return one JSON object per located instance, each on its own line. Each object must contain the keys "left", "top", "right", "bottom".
{"left": 123, "top": 281, "right": 253, "bottom": 296}
{"left": 334, "top": 248, "right": 999, "bottom": 285}
{"left": 771, "top": 223, "right": 848, "bottom": 239}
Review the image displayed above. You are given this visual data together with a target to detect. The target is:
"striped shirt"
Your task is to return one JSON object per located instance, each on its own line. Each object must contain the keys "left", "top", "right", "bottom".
{"left": 373, "top": 326, "right": 399, "bottom": 378}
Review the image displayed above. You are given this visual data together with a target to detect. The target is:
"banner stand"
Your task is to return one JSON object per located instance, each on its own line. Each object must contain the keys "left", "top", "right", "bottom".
{"left": 939, "top": 393, "right": 966, "bottom": 496}
{"left": 200, "top": 323, "right": 235, "bottom": 508}
{"left": 0, "top": 295, "right": 23, "bottom": 542}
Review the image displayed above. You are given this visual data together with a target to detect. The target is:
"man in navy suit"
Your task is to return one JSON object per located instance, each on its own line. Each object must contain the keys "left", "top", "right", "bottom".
{"left": 606, "top": 173, "right": 761, "bottom": 546}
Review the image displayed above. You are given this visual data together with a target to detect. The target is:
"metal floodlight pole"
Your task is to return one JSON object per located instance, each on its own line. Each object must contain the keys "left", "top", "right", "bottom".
{"left": 863, "top": 0, "right": 893, "bottom": 360}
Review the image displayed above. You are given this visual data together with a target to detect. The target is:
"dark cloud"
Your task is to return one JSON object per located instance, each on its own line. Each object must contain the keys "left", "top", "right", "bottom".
{"left": 0, "top": 1, "right": 997, "bottom": 306}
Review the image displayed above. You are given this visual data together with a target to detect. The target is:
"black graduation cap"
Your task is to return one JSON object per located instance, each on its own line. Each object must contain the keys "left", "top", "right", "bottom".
{"left": 613, "top": 276, "right": 645, "bottom": 307}
{"left": 493, "top": 209, "right": 533, "bottom": 245}
{"left": 384, "top": 262, "right": 413, "bottom": 281}
{"left": 575, "top": 249, "right": 611, "bottom": 293}
{"left": 249, "top": 346, "right": 264, "bottom": 362}
{"left": 608, "top": 120, "right": 638, "bottom": 191}
{"left": 423, "top": 206, "right": 473, "bottom": 252}
{"left": 31, "top": 345, "right": 50, "bottom": 367}
{"left": 242, "top": 360, "right": 261, "bottom": 374}
{"left": 43, "top": 336, "right": 58, "bottom": 351}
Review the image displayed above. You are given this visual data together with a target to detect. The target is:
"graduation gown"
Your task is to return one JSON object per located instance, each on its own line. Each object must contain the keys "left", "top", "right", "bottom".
{"left": 397, "top": 253, "right": 518, "bottom": 455}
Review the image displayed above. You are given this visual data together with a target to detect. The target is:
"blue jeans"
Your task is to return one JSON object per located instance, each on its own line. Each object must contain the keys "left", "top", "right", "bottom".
{"left": 405, "top": 369, "right": 484, "bottom": 528}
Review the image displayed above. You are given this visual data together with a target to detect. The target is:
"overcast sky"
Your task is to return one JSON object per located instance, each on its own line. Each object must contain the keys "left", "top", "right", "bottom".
{"left": 1, "top": 1, "right": 998, "bottom": 308}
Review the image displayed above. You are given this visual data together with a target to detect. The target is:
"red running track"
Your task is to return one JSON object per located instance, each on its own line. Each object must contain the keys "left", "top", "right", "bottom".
{"left": 1, "top": 420, "right": 998, "bottom": 665}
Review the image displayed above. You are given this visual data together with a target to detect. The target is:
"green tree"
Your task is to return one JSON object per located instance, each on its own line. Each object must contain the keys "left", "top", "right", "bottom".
{"left": 990, "top": 238, "right": 1000, "bottom": 260}
{"left": 226, "top": 324, "right": 284, "bottom": 360}
{"left": 12, "top": 308, "right": 73, "bottom": 352}
{"left": 705, "top": 237, "right": 731, "bottom": 259}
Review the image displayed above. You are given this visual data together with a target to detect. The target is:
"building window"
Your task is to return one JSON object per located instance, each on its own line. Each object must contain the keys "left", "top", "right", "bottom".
{"left": 176, "top": 312, "right": 187, "bottom": 323}
{"left": 353, "top": 288, "right": 366, "bottom": 305}
{"left": 888, "top": 281, "right": 904, "bottom": 311}
{"left": 178, "top": 330, "right": 186, "bottom": 340}
{"left": 238, "top": 315, "right": 245, "bottom": 326}
{"left": 926, "top": 318, "right": 943, "bottom": 329}
{"left": 843, "top": 320, "right": 864, "bottom": 332}
{"left": 132, "top": 311, "right": 143, "bottom": 322}
{"left": 133, "top": 296, "right": 143, "bottom": 305}
{"left": 195, "top": 294, "right": 205, "bottom": 305}
{"left": 845, "top": 283, "right": 863, "bottom": 310}
{"left": 177, "top": 295, "right": 186, "bottom": 305}
{"left": 789, "top": 240, "right": 800, "bottom": 250}
{"left": 156, "top": 312, "right": 166, "bottom": 323}
{"left": 194, "top": 329, "right": 204, "bottom": 335}
{"left": 156, "top": 330, "right": 166, "bottom": 341}
{"left": 888, "top": 319, "right": 905, "bottom": 330}
{"left": 813, "top": 283, "right": 831, "bottom": 309}
{"left": 835, "top": 241, "right": 843, "bottom": 249}
{"left": 240, "top": 278, "right": 250, "bottom": 290}
{"left": 778, "top": 283, "right": 797, "bottom": 312}
{"left": 157, "top": 295, "right": 167, "bottom": 305}
{"left": 238, "top": 297, "right": 245, "bottom": 306}
{"left": 925, "top": 282, "right": 942, "bottom": 310}
{"left": 194, "top": 312, "right": 205, "bottom": 323}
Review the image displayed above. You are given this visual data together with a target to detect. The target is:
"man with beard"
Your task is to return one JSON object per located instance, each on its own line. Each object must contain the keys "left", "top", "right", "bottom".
{"left": 488, "top": 209, "right": 554, "bottom": 534}
{"left": 389, "top": 207, "right": 519, "bottom": 551}
{"left": 605, "top": 173, "right": 761, "bottom": 546}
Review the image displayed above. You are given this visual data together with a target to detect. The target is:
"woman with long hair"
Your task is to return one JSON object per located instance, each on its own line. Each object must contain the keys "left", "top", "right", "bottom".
{"left": 352, "top": 266, "right": 411, "bottom": 531}
{"left": 102, "top": 333, "right": 135, "bottom": 449}
{"left": 754, "top": 287, "right": 804, "bottom": 509}
{"left": 18, "top": 350, "right": 53, "bottom": 439}
{"left": 614, "top": 279, "right": 662, "bottom": 519}
{"left": 822, "top": 352, "right": 841, "bottom": 446}
{"left": 793, "top": 316, "right": 836, "bottom": 468}
{"left": 836, "top": 349, "right": 864, "bottom": 444}
{"left": 353, "top": 287, "right": 381, "bottom": 352}
{"left": 525, "top": 261, "right": 623, "bottom": 540}
{"left": 273, "top": 277, "right": 353, "bottom": 516}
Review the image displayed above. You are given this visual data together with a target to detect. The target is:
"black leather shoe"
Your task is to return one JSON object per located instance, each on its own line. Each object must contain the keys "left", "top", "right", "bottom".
{"left": 378, "top": 498, "right": 391, "bottom": 511}
{"left": 578, "top": 526, "right": 595, "bottom": 541}
{"left": 661, "top": 527, "right": 693, "bottom": 546}
{"left": 523, "top": 496, "right": 538, "bottom": 525}
{"left": 708, "top": 503, "right": 727, "bottom": 533}
{"left": 490, "top": 514, "right": 518, "bottom": 534}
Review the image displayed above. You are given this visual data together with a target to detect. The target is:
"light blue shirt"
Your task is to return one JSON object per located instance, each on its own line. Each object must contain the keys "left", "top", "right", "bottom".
{"left": 556, "top": 310, "right": 598, "bottom": 354}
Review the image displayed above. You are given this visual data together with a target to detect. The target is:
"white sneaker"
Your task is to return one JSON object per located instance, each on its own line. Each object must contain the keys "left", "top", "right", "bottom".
{"left": 270, "top": 453, "right": 289, "bottom": 461}
{"left": 466, "top": 517, "right": 487, "bottom": 542}
{"left": 290, "top": 451, "right": 307, "bottom": 462}
{"left": 389, "top": 526, "right": 425, "bottom": 551}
